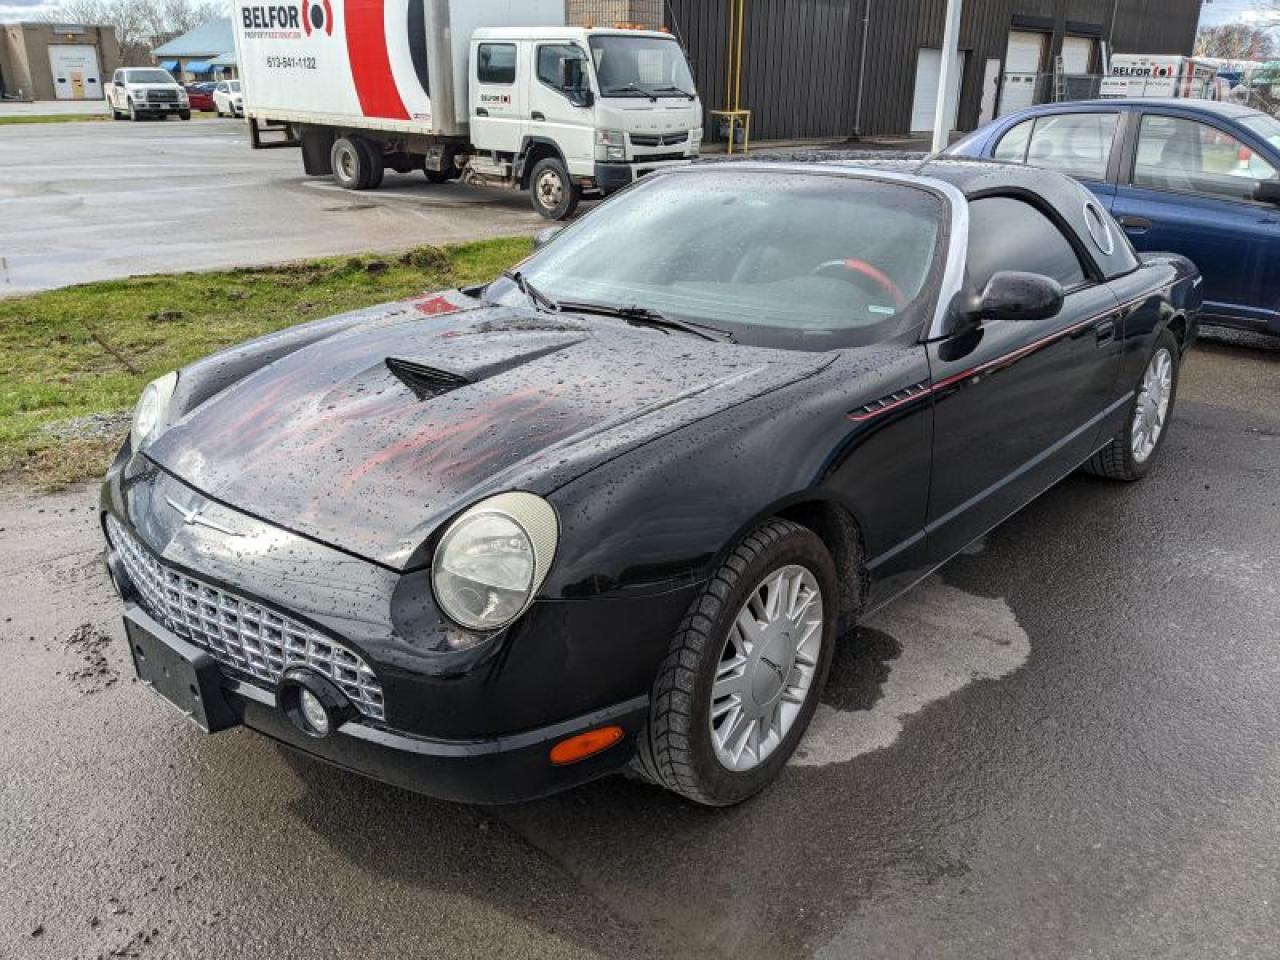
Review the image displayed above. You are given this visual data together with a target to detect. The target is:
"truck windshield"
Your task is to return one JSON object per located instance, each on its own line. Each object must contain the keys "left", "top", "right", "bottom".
{"left": 590, "top": 35, "right": 695, "bottom": 98}
{"left": 502, "top": 170, "right": 944, "bottom": 351}
{"left": 126, "top": 69, "right": 176, "bottom": 84}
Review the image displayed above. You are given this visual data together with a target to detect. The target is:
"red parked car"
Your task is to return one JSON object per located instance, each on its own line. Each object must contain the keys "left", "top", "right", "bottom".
{"left": 184, "top": 83, "right": 215, "bottom": 112}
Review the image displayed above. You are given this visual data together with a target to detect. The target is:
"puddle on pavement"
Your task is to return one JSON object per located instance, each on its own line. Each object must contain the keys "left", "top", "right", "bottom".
{"left": 793, "top": 577, "right": 1030, "bottom": 767}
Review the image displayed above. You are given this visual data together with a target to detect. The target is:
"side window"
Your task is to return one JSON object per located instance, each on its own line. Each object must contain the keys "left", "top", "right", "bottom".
{"left": 537, "top": 43, "right": 589, "bottom": 95}
{"left": 1024, "top": 112, "right": 1118, "bottom": 180}
{"left": 477, "top": 43, "right": 516, "bottom": 85}
{"left": 1134, "top": 114, "right": 1277, "bottom": 201}
{"left": 966, "top": 196, "right": 1088, "bottom": 291}
{"left": 993, "top": 119, "right": 1033, "bottom": 163}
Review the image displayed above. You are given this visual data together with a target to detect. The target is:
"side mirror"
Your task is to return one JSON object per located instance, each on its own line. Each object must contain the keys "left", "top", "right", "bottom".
{"left": 568, "top": 87, "right": 594, "bottom": 108}
{"left": 533, "top": 225, "right": 563, "bottom": 249}
{"left": 1255, "top": 180, "right": 1280, "bottom": 205}
{"left": 950, "top": 271, "right": 1064, "bottom": 334}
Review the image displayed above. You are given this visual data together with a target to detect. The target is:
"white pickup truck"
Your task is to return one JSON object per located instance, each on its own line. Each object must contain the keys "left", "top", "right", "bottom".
{"left": 232, "top": 0, "right": 703, "bottom": 218}
{"left": 107, "top": 67, "right": 190, "bottom": 121}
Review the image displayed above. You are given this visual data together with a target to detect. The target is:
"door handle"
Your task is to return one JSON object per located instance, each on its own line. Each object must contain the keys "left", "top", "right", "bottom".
{"left": 1117, "top": 215, "right": 1153, "bottom": 234}
{"left": 531, "top": 111, "right": 546, "bottom": 121}
{"left": 475, "top": 107, "right": 489, "bottom": 117}
{"left": 1095, "top": 318, "right": 1117, "bottom": 344}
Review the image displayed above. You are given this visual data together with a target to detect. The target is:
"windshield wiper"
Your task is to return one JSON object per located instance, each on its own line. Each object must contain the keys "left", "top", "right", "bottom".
{"left": 557, "top": 300, "right": 735, "bottom": 343}
{"left": 502, "top": 270, "right": 560, "bottom": 314}
{"left": 604, "top": 82, "right": 657, "bottom": 101}
{"left": 653, "top": 84, "right": 696, "bottom": 100}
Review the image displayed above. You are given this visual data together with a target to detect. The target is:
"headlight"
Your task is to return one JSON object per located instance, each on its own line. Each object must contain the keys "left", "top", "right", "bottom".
{"left": 178, "top": 91, "right": 189, "bottom": 102}
{"left": 132, "top": 90, "right": 146, "bottom": 101}
{"left": 130, "top": 371, "right": 179, "bottom": 451}
{"left": 431, "top": 492, "right": 558, "bottom": 632}
{"left": 595, "top": 128, "right": 625, "bottom": 146}
{"left": 606, "top": 145, "right": 626, "bottom": 162}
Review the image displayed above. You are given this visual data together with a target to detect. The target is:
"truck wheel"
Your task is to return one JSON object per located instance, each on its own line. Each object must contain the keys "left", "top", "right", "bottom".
{"left": 355, "top": 138, "right": 385, "bottom": 189}
{"left": 529, "top": 157, "right": 580, "bottom": 220}
{"left": 424, "top": 168, "right": 451, "bottom": 184}
{"left": 179, "top": 110, "right": 191, "bottom": 121}
{"left": 128, "top": 99, "right": 139, "bottom": 121}
{"left": 331, "top": 137, "right": 373, "bottom": 190}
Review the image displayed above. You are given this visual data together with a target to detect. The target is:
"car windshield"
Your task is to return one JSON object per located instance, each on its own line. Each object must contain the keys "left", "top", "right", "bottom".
{"left": 502, "top": 169, "right": 945, "bottom": 350}
{"left": 1239, "top": 113, "right": 1280, "bottom": 151}
{"left": 590, "top": 35, "right": 696, "bottom": 97}
{"left": 126, "top": 69, "right": 175, "bottom": 84}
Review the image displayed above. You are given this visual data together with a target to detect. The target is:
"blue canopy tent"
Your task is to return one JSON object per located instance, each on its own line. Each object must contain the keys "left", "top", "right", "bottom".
{"left": 159, "top": 60, "right": 178, "bottom": 71}
{"left": 184, "top": 60, "right": 213, "bottom": 74}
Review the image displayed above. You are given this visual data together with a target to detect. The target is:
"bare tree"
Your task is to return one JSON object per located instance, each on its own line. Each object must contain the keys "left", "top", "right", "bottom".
{"left": 1195, "top": 23, "right": 1277, "bottom": 61}
{"left": 44, "top": 0, "right": 218, "bottom": 66}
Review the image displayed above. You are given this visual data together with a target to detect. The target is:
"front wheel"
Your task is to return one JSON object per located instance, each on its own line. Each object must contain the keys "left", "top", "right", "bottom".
{"left": 529, "top": 157, "right": 580, "bottom": 220}
{"left": 179, "top": 110, "right": 191, "bottom": 121}
{"left": 1086, "top": 328, "right": 1181, "bottom": 481}
{"left": 128, "top": 100, "right": 138, "bottom": 121}
{"left": 634, "top": 519, "right": 838, "bottom": 806}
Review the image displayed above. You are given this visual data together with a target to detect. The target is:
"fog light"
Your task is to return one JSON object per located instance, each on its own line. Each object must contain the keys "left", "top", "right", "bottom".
{"left": 299, "top": 689, "right": 330, "bottom": 736}
{"left": 277, "top": 667, "right": 357, "bottom": 738}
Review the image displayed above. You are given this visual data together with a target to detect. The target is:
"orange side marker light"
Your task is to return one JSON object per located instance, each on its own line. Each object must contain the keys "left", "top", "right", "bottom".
{"left": 549, "top": 726, "right": 624, "bottom": 766}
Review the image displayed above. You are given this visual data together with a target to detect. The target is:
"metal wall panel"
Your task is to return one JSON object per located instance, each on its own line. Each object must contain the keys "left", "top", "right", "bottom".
{"left": 664, "top": 0, "right": 1203, "bottom": 141}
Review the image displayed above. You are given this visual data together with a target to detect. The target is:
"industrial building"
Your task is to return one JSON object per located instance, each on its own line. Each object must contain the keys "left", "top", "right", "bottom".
{"left": 573, "top": 0, "right": 1205, "bottom": 141}
{"left": 0, "top": 21, "right": 121, "bottom": 101}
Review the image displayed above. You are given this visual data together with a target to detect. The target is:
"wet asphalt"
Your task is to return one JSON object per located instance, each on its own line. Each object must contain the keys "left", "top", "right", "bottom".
{"left": 0, "top": 118, "right": 544, "bottom": 295}
{"left": 1, "top": 329, "right": 1277, "bottom": 959}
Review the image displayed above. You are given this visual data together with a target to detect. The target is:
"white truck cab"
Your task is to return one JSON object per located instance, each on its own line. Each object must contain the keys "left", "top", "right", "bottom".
{"left": 469, "top": 27, "right": 701, "bottom": 216}
{"left": 107, "top": 68, "right": 190, "bottom": 122}
{"left": 232, "top": 0, "right": 703, "bottom": 219}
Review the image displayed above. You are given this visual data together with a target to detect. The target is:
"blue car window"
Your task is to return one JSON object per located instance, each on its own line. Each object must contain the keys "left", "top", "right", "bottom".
{"left": 1135, "top": 114, "right": 1277, "bottom": 201}
{"left": 1024, "top": 112, "right": 1118, "bottom": 181}
{"left": 993, "top": 119, "right": 1034, "bottom": 163}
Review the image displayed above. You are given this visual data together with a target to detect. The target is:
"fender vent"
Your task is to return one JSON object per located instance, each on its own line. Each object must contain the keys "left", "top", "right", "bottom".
{"left": 385, "top": 357, "right": 471, "bottom": 400}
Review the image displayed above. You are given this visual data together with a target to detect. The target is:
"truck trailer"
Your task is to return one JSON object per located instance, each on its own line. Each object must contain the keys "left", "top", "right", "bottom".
{"left": 1100, "top": 54, "right": 1219, "bottom": 101}
{"left": 232, "top": 0, "right": 704, "bottom": 219}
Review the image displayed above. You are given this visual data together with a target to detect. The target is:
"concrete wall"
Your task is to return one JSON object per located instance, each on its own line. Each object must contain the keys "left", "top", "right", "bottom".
{"left": 567, "top": 0, "right": 663, "bottom": 29}
{"left": 0, "top": 22, "right": 121, "bottom": 100}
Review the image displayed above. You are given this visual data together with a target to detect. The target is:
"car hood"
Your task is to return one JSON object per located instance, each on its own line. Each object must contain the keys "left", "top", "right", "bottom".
{"left": 146, "top": 296, "right": 832, "bottom": 570}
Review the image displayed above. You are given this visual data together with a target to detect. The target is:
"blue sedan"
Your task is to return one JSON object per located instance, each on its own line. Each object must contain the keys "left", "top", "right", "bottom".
{"left": 949, "top": 98, "right": 1280, "bottom": 336}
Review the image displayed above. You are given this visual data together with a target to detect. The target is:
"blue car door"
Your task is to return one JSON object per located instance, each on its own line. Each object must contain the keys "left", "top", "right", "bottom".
{"left": 1111, "top": 109, "right": 1280, "bottom": 329}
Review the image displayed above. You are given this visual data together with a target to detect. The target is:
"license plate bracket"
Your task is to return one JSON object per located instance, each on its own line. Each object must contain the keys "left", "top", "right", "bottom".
{"left": 124, "top": 609, "right": 240, "bottom": 733}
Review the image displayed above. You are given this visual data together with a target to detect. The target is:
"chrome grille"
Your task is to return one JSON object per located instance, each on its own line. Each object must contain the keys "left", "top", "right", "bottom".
{"left": 630, "top": 131, "right": 689, "bottom": 147}
{"left": 106, "top": 515, "right": 385, "bottom": 722}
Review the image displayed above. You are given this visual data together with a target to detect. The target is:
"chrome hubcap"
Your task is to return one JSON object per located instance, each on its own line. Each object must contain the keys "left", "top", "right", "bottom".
{"left": 710, "top": 565, "right": 824, "bottom": 772}
{"left": 1132, "top": 347, "right": 1173, "bottom": 463}
{"left": 536, "top": 170, "right": 564, "bottom": 209}
{"left": 338, "top": 149, "right": 356, "bottom": 181}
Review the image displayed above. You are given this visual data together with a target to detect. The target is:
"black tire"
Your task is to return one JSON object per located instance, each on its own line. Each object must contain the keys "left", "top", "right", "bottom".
{"left": 354, "top": 137, "right": 384, "bottom": 189}
{"left": 128, "top": 99, "right": 138, "bottom": 121}
{"left": 110, "top": 105, "right": 121, "bottom": 120}
{"left": 331, "top": 137, "right": 373, "bottom": 190}
{"left": 179, "top": 110, "right": 191, "bottom": 121}
{"left": 1085, "top": 328, "right": 1181, "bottom": 482}
{"left": 424, "top": 167, "right": 451, "bottom": 184}
{"left": 528, "top": 156, "right": 580, "bottom": 220}
{"left": 634, "top": 519, "right": 840, "bottom": 806}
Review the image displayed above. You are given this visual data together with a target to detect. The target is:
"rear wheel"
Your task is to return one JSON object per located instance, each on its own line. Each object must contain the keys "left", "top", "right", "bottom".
{"left": 529, "top": 156, "right": 580, "bottom": 220}
{"left": 634, "top": 519, "right": 838, "bottom": 806}
{"left": 355, "top": 137, "right": 384, "bottom": 189}
{"left": 331, "top": 137, "right": 378, "bottom": 190}
{"left": 1085, "top": 328, "right": 1181, "bottom": 482}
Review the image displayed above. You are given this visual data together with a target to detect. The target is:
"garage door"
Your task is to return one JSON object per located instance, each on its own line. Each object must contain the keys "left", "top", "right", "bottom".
{"left": 998, "top": 30, "right": 1045, "bottom": 116}
{"left": 48, "top": 44, "right": 102, "bottom": 100}
{"left": 1061, "top": 35, "right": 1094, "bottom": 75}
{"left": 911, "top": 48, "right": 967, "bottom": 134}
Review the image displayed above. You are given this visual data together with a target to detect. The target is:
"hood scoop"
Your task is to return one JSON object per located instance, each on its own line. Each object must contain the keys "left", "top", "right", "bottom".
{"left": 385, "top": 357, "right": 471, "bottom": 400}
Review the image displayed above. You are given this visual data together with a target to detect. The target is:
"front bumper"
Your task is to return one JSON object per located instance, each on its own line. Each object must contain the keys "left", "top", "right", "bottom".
{"left": 100, "top": 458, "right": 698, "bottom": 803}
{"left": 594, "top": 157, "right": 694, "bottom": 194}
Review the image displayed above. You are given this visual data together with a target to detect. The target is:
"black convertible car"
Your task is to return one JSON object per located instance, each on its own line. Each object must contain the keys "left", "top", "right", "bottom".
{"left": 101, "top": 157, "right": 1201, "bottom": 806}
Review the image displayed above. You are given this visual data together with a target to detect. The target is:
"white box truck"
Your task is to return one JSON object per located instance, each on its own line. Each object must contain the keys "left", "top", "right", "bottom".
{"left": 1100, "top": 54, "right": 1219, "bottom": 100}
{"left": 232, "top": 0, "right": 703, "bottom": 219}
